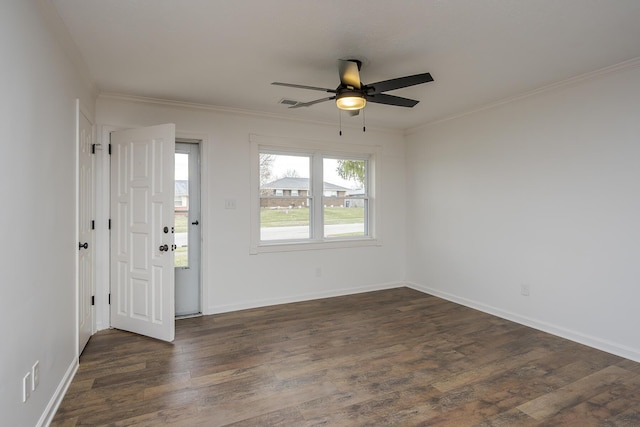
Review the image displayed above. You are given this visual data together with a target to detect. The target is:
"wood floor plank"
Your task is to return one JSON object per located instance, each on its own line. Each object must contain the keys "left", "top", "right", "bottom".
{"left": 517, "top": 365, "right": 636, "bottom": 420}
{"left": 51, "top": 288, "right": 640, "bottom": 426}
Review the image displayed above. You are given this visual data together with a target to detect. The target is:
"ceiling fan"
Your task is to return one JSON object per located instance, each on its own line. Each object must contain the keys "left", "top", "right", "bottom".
{"left": 272, "top": 59, "right": 433, "bottom": 115}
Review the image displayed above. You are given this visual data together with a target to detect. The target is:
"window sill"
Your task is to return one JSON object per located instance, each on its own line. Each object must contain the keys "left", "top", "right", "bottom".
{"left": 250, "top": 237, "right": 381, "bottom": 254}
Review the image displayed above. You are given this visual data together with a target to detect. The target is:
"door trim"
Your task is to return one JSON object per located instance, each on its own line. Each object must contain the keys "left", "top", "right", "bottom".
{"left": 176, "top": 132, "right": 209, "bottom": 315}
{"left": 175, "top": 140, "right": 202, "bottom": 316}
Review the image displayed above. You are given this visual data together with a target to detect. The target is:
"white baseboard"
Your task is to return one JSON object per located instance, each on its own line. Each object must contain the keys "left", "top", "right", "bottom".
{"left": 406, "top": 281, "right": 640, "bottom": 364}
{"left": 38, "top": 357, "right": 78, "bottom": 427}
{"left": 205, "top": 282, "right": 403, "bottom": 315}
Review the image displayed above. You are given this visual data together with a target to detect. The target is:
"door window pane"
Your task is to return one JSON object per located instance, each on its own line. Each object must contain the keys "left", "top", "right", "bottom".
{"left": 175, "top": 153, "right": 189, "bottom": 267}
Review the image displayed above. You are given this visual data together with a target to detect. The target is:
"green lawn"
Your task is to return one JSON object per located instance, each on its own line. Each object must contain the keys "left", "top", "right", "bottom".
{"left": 260, "top": 207, "right": 364, "bottom": 227}
{"left": 174, "top": 246, "right": 188, "bottom": 267}
{"left": 174, "top": 214, "right": 188, "bottom": 233}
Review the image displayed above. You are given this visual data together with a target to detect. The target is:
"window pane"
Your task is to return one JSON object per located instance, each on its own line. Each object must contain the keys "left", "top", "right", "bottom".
{"left": 323, "top": 158, "right": 368, "bottom": 238}
{"left": 175, "top": 153, "right": 189, "bottom": 267}
{"left": 260, "top": 153, "right": 311, "bottom": 241}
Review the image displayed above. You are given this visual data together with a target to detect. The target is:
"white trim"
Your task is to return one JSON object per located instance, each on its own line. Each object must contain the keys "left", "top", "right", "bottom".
{"left": 37, "top": 358, "right": 78, "bottom": 427}
{"left": 406, "top": 281, "right": 640, "bottom": 363}
{"left": 95, "top": 125, "right": 122, "bottom": 331}
{"left": 206, "top": 282, "right": 403, "bottom": 315}
{"left": 98, "top": 92, "right": 398, "bottom": 134}
{"left": 255, "top": 238, "right": 380, "bottom": 253}
{"left": 249, "top": 134, "right": 382, "bottom": 254}
{"left": 74, "top": 99, "right": 80, "bottom": 359}
{"left": 175, "top": 133, "right": 208, "bottom": 317}
{"left": 250, "top": 133, "right": 378, "bottom": 155}
{"left": 406, "top": 56, "right": 640, "bottom": 135}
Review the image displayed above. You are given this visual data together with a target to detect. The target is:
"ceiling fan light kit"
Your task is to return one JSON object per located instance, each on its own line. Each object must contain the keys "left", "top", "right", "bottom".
{"left": 336, "top": 90, "right": 366, "bottom": 110}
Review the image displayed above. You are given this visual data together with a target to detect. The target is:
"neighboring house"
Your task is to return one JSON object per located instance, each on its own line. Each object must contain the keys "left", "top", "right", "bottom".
{"left": 261, "top": 177, "right": 354, "bottom": 208}
{"left": 175, "top": 180, "right": 189, "bottom": 212}
{"left": 345, "top": 189, "right": 366, "bottom": 208}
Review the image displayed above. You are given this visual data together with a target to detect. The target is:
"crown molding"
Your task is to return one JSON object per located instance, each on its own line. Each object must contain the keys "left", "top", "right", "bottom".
{"left": 97, "top": 92, "right": 401, "bottom": 136}
{"left": 406, "top": 56, "right": 640, "bottom": 136}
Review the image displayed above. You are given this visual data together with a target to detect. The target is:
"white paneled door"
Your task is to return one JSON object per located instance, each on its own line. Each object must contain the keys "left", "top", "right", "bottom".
{"left": 77, "top": 104, "right": 94, "bottom": 355}
{"left": 110, "top": 124, "right": 176, "bottom": 342}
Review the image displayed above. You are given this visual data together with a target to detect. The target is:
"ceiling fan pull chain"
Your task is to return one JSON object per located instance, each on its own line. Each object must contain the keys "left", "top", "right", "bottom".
{"left": 339, "top": 110, "right": 342, "bottom": 136}
{"left": 362, "top": 109, "right": 366, "bottom": 133}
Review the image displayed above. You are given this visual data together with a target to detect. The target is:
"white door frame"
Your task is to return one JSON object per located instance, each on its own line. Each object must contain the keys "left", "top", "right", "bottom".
{"left": 175, "top": 140, "right": 202, "bottom": 316}
{"left": 176, "top": 131, "right": 209, "bottom": 317}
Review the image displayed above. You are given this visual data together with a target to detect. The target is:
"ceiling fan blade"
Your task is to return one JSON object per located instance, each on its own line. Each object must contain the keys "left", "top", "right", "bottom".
{"left": 289, "top": 96, "right": 336, "bottom": 108}
{"left": 338, "top": 60, "right": 361, "bottom": 89}
{"left": 272, "top": 82, "right": 336, "bottom": 93}
{"left": 366, "top": 72, "right": 433, "bottom": 94}
{"left": 365, "top": 93, "right": 419, "bottom": 108}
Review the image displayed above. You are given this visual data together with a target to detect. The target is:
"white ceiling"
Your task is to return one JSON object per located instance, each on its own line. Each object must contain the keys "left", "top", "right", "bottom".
{"left": 51, "top": 0, "right": 640, "bottom": 130}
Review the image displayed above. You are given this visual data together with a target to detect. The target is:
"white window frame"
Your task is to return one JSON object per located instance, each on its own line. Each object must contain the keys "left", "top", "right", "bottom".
{"left": 250, "top": 134, "right": 381, "bottom": 254}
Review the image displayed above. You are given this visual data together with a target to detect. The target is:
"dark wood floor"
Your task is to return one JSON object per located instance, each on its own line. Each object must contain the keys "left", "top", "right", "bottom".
{"left": 52, "top": 288, "right": 640, "bottom": 426}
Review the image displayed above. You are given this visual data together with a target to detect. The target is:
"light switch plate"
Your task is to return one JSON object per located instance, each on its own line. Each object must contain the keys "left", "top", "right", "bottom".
{"left": 32, "top": 361, "right": 39, "bottom": 391}
{"left": 23, "top": 372, "right": 31, "bottom": 402}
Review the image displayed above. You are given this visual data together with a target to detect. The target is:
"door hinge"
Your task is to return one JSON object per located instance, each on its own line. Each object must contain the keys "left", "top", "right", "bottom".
{"left": 91, "top": 143, "right": 96, "bottom": 154}
{"left": 108, "top": 293, "right": 111, "bottom": 305}
{"left": 108, "top": 219, "right": 111, "bottom": 230}
{"left": 108, "top": 143, "right": 112, "bottom": 155}
{"left": 91, "top": 220, "right": 95, "bottom": 230}
{"left": 91, "top": 295, "right": 95, "bottom": 306}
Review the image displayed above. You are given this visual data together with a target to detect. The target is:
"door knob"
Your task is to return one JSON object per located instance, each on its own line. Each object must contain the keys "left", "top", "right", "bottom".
{"left": 79, "top": 242, "right": 88, "bottom": 250}
{"left": 159, "top": 244, "right": 169, "bottom": 252}
{"left": 191, "top": 220, "right": 199, "bottom": 225}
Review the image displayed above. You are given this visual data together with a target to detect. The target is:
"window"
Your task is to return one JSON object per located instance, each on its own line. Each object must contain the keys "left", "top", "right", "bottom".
{"left": 251, "top": 134, "right": 378, "bottom": 253}
{"left": 259, "top": 153, "right": 311, "bottom": 241}
{"left": 323, "top": 157, "right": 368, "bottom": 238}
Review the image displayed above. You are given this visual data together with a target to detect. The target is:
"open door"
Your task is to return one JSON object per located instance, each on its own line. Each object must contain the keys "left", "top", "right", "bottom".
{"left": 77, "top": 103, "right": 94, "bottom": 354}
{"left": 110, "top": 124, "right": 176, "bottom": 342}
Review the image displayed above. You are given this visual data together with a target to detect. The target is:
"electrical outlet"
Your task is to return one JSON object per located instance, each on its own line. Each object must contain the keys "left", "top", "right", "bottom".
{"left": 32, "top": 361, "right": 39, "bottom": 391}
{"left": 23, "top": 372, "right": 31, "bottom": 402}
{"left": 521, "top": 284, "right": 530, "bottom": 296}
{"left": 224, "top": 199, "right": 236, "bottom": 209}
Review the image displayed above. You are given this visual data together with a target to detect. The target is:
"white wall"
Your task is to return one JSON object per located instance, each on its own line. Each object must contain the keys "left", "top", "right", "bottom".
{"left": 96, "top": 96, "right": 407, "bottom": 317}
{"left": 0, "top": 1, "right": 95, "bottom": 426}
{"left": 405, "top": 63, "right": 640, "bottom": 361}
